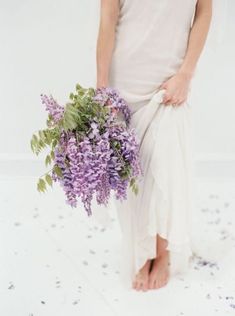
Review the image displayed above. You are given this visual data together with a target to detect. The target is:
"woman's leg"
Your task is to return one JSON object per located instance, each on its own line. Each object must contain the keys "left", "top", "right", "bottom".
{"left": 148, "top": 234, "right": 170, "bottom": 289}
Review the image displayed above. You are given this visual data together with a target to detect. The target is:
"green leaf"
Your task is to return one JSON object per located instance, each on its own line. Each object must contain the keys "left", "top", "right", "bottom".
{"left": 45, "top": 174, "right": 53, "bottom": 186}
{"left": 37, "top": 178, "right": 47, "bottom": 193}
{"left": 43, "top": 131, "right": 51, "bottom": 145}
{"left": 88, "top": 87, "right": 95, "bottom": 97}
{"left": 39, "top": 130, "right": 45, "bottom": 140}
{"left": 46, "top": 117, "right": 52, "bottom": 128}
{"left": 132, "top": 183, "right": 139, "bottom": 196}
{"left": 63, "top": 113, "right": 77, "bottom": 131}
{"left": 45, "top": 154, "right": 51, "bottom": 167}
{"left": 76, "top": 83, "right": 83, "bottom": 91}
{"left": 130, "top": 178, "right": 135, "bottom": 186}
{"left": 39, "top": 139, "right": 45, "bottom": 147}
{"left": 46, "top": 132, "right": 52, "bottom": 144}
{"left": 30, "top": 139, "right": 35, "bottom": 152}
{"left": 50, "top": 150, "right": 55, "bottom": 160}
{"left": 32, "top": 134, "right": 38, "bottom": 143}
{"left": 52, "top": 139, "right": 57, "bottom": 149}
{"left": 54, "top": 165, "right": 63, "bottom": 177}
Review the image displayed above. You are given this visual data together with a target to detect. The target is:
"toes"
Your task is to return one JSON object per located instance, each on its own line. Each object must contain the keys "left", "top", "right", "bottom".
{"left": 156, "top": 275, "right": 168, "bottom": 289}
{"left": 155, "top": 278, "right": 164, "bottom": 289}
{"left": 136, "top": 281, "right": 143, "bottom": 291}
{"left": 142, "top": 281, "right": 149, "bottom": 292}
{"left": 156, "top": 279, "right": 163, "bottom": 289}
{"left": 132, "top": 278, "right": 139, "bottom": 290}
{"left": 133, "top": 272, "right": 150, "bottom": 291}
{"left": 148, "top": 277, "right": 155, "bottom": 290}
{"left": 135, "top": 282, "right": 140, "bottom": 291}
{"left": 132, "top": 280, "right": 137, "bottom": 289}
{"left": 132, "top": 278, "right": 143, "bottom": 291}
{"left": 153, "top": 280, "right": 158, "bottom": 289}
{"left": 155, "top": 279, "right": 160, "bottom": 289}
{"left": 148, "top": 273, "right": 169, "bottom": 290}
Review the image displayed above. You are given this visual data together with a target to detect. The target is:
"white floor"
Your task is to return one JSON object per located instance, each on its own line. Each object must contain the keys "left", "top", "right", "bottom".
{"left": 1, "top": 176, "right": 235, "bottom": 316}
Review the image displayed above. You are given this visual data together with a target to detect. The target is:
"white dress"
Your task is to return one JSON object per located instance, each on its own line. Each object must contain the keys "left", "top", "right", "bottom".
{"left": 108, "top": 0, "right": 197, "bottom": 287}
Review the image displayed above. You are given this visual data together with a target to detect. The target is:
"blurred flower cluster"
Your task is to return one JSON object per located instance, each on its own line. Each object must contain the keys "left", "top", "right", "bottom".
{"left": 30, "top": 84, "right": 142, "bottom": 216}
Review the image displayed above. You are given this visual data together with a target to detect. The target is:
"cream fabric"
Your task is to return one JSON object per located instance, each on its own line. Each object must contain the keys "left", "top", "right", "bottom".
{"left": 109, "top": 0, "right": 197, "bottom": 110}
{"left": 114, "top": 91, "right": 194, "bottom": 286}
{"left": 108, "top": 0, "right": 197, "bottom": 286}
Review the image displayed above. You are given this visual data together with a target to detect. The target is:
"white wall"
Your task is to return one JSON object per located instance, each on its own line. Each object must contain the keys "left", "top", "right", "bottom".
{"left": 0, "top": 0, "right": 99, "bottom": 156}
{"left": 190, "top": 0, "right": 235, "bottom": 159}
{"left": 0, "top": 0, "right": 234, "bottom": 177}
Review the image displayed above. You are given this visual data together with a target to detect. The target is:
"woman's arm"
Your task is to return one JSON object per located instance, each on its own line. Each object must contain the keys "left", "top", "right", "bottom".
{"left": 161, "top": 0, "right": 212, "bottom": 106}
{"left": 96, "top": 0, "right": 120, "bottom": 89}
{"left": 179, "top": 0, "right": 213, "bottom": 77}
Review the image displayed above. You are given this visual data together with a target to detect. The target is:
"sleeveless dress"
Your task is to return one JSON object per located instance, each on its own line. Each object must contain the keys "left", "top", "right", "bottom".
{"left": 108, "top": 0, "right": 197, "bottom": 287}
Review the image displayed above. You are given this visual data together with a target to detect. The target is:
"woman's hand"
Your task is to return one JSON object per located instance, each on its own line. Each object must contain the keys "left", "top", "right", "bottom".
{"left": 159, "top": 0, "right": 212, "bottom": 106}
{"left": 159, "top": 71, "right": 193, "bottom": 106}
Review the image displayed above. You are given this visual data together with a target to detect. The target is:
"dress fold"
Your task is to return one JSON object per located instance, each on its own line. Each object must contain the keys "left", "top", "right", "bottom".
{"left": 107, "top": 0, "right": 197, "bottom": 287}
{"left": 114, "top": 90, "right": 194, "bottom": 284}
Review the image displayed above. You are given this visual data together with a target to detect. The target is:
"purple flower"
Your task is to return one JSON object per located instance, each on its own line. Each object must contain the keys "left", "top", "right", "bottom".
{"left": 93, "top": 87, "right": 131, "bottom": 125}
{"left": 41, "top": 94, "right": 64, "bottom": 124}
{"left": 38, "top": 85, "right": 142, "bottom": 216}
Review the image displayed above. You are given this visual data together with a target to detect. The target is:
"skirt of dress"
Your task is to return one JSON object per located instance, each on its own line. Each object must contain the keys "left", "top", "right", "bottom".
{"left": 113, "top": 89, "right": 194, "bottom": 288}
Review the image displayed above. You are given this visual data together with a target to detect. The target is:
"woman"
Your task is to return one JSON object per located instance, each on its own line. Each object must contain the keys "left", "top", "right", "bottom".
{"left": 96, "top": 0, "right": 212, "bottom": 291}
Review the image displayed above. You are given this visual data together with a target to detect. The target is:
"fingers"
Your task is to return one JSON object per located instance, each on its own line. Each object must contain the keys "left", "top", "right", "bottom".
{"left": 162, "top": 92, "right": 172, "bottom": 104}
{"left": 172, "top": 97, "right": 186, "bottom": 106}
{"left": 159, "top": 81, "right": 187, "bottom": 106}
{"left": 162, "top": 94, "right": 186, "bottom": 106}
{"left": 159, "top": 82, "right": 167, "bottom": 90}
{"left": 160, "top": 84, "right": 175, "bottom": 105}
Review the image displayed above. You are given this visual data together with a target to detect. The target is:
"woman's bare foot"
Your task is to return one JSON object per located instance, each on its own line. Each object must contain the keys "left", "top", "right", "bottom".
{"left": 132, "top": 259, "right": 152, "bottom": 291}
{"left": 148, "top": 250, "right": 170, "bottom": 290}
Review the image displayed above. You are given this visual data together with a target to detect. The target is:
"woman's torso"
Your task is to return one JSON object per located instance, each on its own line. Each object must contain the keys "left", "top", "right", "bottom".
{"left": 109, "top": 0, "right": 197, "bottom": 107}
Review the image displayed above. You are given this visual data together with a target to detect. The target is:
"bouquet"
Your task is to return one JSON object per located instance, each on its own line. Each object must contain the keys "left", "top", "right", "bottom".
{"left": 30, "top": 84, "right": 143, "bottom": 216}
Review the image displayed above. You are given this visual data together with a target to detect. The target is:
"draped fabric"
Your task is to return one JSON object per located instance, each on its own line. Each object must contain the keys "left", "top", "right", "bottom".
{"left": 114, "top": 90, "right": 194, "bottom": 286}
{"left": 106, "top": 0, "right": 197, "bottom": 286}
